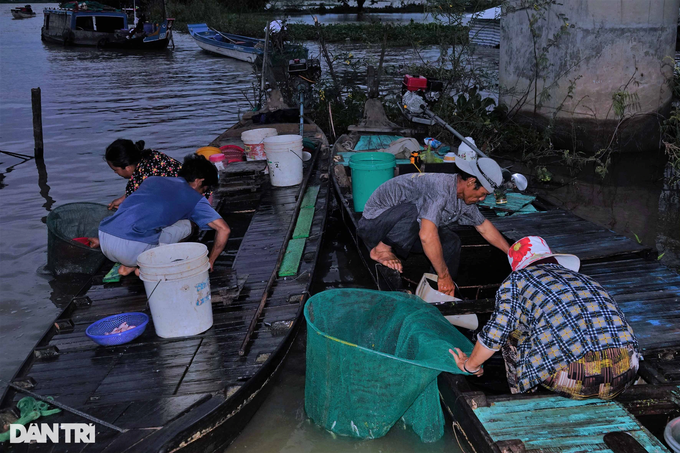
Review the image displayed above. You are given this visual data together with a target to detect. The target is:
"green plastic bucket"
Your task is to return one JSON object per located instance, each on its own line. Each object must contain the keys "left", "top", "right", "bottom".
{"left": 349, "top": 152, "right": 396, "bottom": 212}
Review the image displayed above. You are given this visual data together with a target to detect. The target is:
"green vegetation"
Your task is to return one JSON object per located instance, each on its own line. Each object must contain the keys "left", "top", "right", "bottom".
{"left": 661, "top": 64, "right": 680, "bottom": 185}
{"left": 288, "top": 22, "right": 467, "bottom": 46}
{"left": 168, "top": 0, "right": 466, "bottom": 46}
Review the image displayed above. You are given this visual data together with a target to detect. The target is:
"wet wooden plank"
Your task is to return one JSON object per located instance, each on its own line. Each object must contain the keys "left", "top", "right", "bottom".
{"left": 475, "top": 395, "right": 668, "bottom": 452}
{"left": 490, "top": 210, "right": 650, "bottom": 261}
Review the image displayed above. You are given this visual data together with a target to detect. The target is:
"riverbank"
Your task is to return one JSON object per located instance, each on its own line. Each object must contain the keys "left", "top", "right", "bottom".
{"left": 168, "top": 2, "right": 466, "bottom": 46}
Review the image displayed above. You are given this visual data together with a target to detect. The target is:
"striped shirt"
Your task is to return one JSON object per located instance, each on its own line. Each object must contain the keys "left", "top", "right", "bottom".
{"left": 477, "top": 263, "right": 638, "bottom": 393}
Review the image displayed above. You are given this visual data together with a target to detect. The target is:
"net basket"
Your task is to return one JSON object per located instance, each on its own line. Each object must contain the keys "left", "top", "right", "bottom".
{"left": 304, "top": 288, "right": 473, "bottom": 443}
{"left": 46, "top": 202, "right": 113, "bottom": 275}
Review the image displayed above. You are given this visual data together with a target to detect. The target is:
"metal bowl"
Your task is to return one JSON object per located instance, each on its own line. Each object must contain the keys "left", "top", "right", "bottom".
{"left": 665, "top": 416, "right": 680, "bottom": 453}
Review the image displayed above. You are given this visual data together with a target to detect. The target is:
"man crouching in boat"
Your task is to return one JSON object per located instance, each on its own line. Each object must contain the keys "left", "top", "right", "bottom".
{"left": 450, "top": 236, "right": 640, "bottom": 399}
{"left": 88, "top": 154, "right": 230, "bottom": 276}
{"left": 357, "top": 157, "right": 510, "bottom": 296}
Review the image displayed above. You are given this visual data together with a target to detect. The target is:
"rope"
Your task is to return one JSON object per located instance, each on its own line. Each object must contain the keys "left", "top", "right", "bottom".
{"left": 453, "top": 420, "right": 478, "bottom": 453}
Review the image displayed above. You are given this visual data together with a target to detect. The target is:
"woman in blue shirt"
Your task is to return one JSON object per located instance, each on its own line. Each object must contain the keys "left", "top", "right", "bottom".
{"left": 90, "top": 154, "right": 230, "bottom": 277}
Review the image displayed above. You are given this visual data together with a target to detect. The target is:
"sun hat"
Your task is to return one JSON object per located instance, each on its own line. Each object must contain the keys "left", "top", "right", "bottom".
{"left": 508, "top": 236, "right": 580, "bottom": 272}
{"left": 455, "top": 157, "right": 503, "bottom": 193}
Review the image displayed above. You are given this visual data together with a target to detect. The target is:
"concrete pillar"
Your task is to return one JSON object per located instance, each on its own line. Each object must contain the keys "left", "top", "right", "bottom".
{"left": 499, "top": 0, "right": 679, "bottom": 153}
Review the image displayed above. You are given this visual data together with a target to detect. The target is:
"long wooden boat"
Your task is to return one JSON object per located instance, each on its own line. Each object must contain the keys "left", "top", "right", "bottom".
{"left": 187, "top": 24, "right": 264, "bottom": 63}
{"left": 330, "top": 123, "right": 680, "bottom": 451}
{"left": 11, "top": 5, "right": 36, "bottom": 19}
{"left": 41, "top": 3, "right": 173, "bottom": 49}
{"left": 0, "top": 119, "right": 331, "bottom": 451}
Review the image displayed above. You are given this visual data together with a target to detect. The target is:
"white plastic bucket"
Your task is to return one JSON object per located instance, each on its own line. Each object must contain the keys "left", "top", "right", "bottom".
{"left": 264, "top": 134, "right": 304, "bottom": 187}
{"left": 241, "top": 128, "right": 278, "bottom": 161}
{"left": 137, "top": 243, "right": 213, "bottom": 338}
{"left": 415, "top": 273, "right": 479, "bottom": 330}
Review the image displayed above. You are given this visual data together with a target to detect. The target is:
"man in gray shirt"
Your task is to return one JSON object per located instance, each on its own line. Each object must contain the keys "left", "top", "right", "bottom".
{"left": 357, "top": 157, "right": 510, "bottom": 297}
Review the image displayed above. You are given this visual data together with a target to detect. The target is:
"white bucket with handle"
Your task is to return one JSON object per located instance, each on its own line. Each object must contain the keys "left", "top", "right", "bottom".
{"left": 264, "top": 134, "right": 304, "bottom": 187}
{"left": 416, "top": 273, "right": 479, "bottom": 330}
{"left": 241, "top": 128, "right": 278, "bottom": 161}
{"left": 137, "top": 243, "right": 213, "bottom": 338}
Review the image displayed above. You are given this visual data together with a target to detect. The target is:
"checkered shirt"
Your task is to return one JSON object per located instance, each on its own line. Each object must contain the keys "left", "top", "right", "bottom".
{"left": 477, "top": 263, "right": 639, "bottom": 393}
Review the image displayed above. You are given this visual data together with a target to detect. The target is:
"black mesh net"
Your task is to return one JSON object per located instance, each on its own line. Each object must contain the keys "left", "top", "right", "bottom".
{"left": 46, "top": 203, "right": 113, "bottom": 275}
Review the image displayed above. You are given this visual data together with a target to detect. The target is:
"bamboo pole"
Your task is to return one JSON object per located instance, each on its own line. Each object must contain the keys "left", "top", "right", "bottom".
{"left": 31, "top": 88, "right": 43, "bottom": 159}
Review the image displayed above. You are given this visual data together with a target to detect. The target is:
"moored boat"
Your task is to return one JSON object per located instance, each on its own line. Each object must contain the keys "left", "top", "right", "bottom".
{"left": 187, "top": 23, "right": 264, "bottom": 63}
{"left": 330, "top": 100, "right": 680, "bottom": 450}
{"left": 11, "top": 5, "right": 36, "bottom": 19}
{"left": 0, "top": 118, "right": 331, "bottom": 451}
{"left": 41, "top": 1, "right": 173, "bottom": 49}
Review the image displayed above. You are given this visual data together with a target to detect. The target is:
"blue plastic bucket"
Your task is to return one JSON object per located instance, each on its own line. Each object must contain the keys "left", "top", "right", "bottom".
{"left": 348, "top": 152, "right": 396, "bottom": 212}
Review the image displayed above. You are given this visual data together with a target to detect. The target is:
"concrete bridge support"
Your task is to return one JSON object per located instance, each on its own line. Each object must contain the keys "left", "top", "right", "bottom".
{"left": 499, "top": 0, "right": 679, "bottom": 154}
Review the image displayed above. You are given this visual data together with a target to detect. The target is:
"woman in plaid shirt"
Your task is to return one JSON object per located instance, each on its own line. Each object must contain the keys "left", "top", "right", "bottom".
{"left": 450, "top": 236, "right": 640, "bottom": 399}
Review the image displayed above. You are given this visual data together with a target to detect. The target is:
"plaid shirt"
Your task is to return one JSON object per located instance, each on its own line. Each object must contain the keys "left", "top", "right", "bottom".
{"left": 478, "top": 264, "right": 638, "bottom": 393}
{"left": 125, "top": 150, "right": 181, "bottom": 196}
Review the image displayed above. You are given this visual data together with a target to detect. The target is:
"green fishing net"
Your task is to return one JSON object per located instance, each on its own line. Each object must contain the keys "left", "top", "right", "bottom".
{"left": 46, "top": 202, "right": 113, "bottom": 275}
{"left": 304, "top": 288, "right": 473, "bottom": 443}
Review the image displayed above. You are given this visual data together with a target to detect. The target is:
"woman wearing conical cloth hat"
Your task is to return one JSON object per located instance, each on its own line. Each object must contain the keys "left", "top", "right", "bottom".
{"left": 450, "top": 236, "right": 640, "bottom": 399}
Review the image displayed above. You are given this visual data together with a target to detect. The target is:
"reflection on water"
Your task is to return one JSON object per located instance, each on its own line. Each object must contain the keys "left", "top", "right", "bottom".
{"left": 35, "top": 156, "right": 55, "bottom": 211}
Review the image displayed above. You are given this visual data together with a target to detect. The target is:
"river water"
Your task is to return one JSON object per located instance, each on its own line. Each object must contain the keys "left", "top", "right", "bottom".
{"left": 0, "top": 5, "right": 462, "bottom": 451}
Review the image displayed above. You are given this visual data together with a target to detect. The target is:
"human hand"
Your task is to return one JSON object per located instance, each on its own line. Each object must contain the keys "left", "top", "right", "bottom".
{"left": 449, "top": 348, "right": 483, "bottom": 377}
{"left": 437, "top": 274, "right": 455, "bottom": 297}
{"left": 108, "top": 195, "right": 126, "bottom": 210}
{"left": 87, "top": 237, "right": 100, "bottom": 248}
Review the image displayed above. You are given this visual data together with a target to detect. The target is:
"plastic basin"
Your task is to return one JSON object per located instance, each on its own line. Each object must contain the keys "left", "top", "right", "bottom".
{"left": 348, "top": 152, "right": 396, "bottom": 212}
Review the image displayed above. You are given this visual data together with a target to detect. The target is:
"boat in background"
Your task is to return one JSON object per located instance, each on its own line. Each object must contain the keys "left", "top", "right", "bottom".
{"left": 11, "top": 5, "right": 36, "bottom": 19}
{"left": 187, "top": 23, "right": 264, "bottom": 62}
{"left": 41, "top": 1, "right": 173, "bottom": 49}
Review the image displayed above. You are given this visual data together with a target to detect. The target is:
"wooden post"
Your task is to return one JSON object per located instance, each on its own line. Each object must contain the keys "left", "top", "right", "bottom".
{"left": 367, "top": 65, "right": 377, "bottom": 98}
{"left": 31, "top": 88, "right": 44, "bottom": 159}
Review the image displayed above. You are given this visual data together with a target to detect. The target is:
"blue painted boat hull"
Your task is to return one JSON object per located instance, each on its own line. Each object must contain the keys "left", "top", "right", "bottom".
{"left": 187, "top": 23, "right": 263, "bottom": 63}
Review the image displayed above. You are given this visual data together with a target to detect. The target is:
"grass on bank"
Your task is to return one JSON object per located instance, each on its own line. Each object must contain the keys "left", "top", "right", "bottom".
{"left": 168, "top": 0, "right": 467, "bottom": 45}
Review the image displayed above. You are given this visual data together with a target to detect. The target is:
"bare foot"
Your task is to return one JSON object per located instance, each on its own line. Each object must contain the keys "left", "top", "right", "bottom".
{"left": 369, "top": 242, "right": 403, "bottom": 273}
{"left": 118, "top": 265, "right": 137, "bottom": 276}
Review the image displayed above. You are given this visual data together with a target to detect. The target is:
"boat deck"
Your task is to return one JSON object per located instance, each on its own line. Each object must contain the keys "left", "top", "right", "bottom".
{"left": 488, "top": 209, "right": 652, "bottom": 261}
{"left": 1, "top": 126, "right": 330, "bottom": 452}
{"left": 331, "top": 144, "right": 679, "bottom": 451}
{"left": 438, "top": 209, "right": 680, "bottom": 453}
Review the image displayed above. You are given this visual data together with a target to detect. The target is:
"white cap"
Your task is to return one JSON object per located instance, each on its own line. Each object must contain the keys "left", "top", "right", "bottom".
{"left": 455, "top": 157, "right": 503, "bottom": 193}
